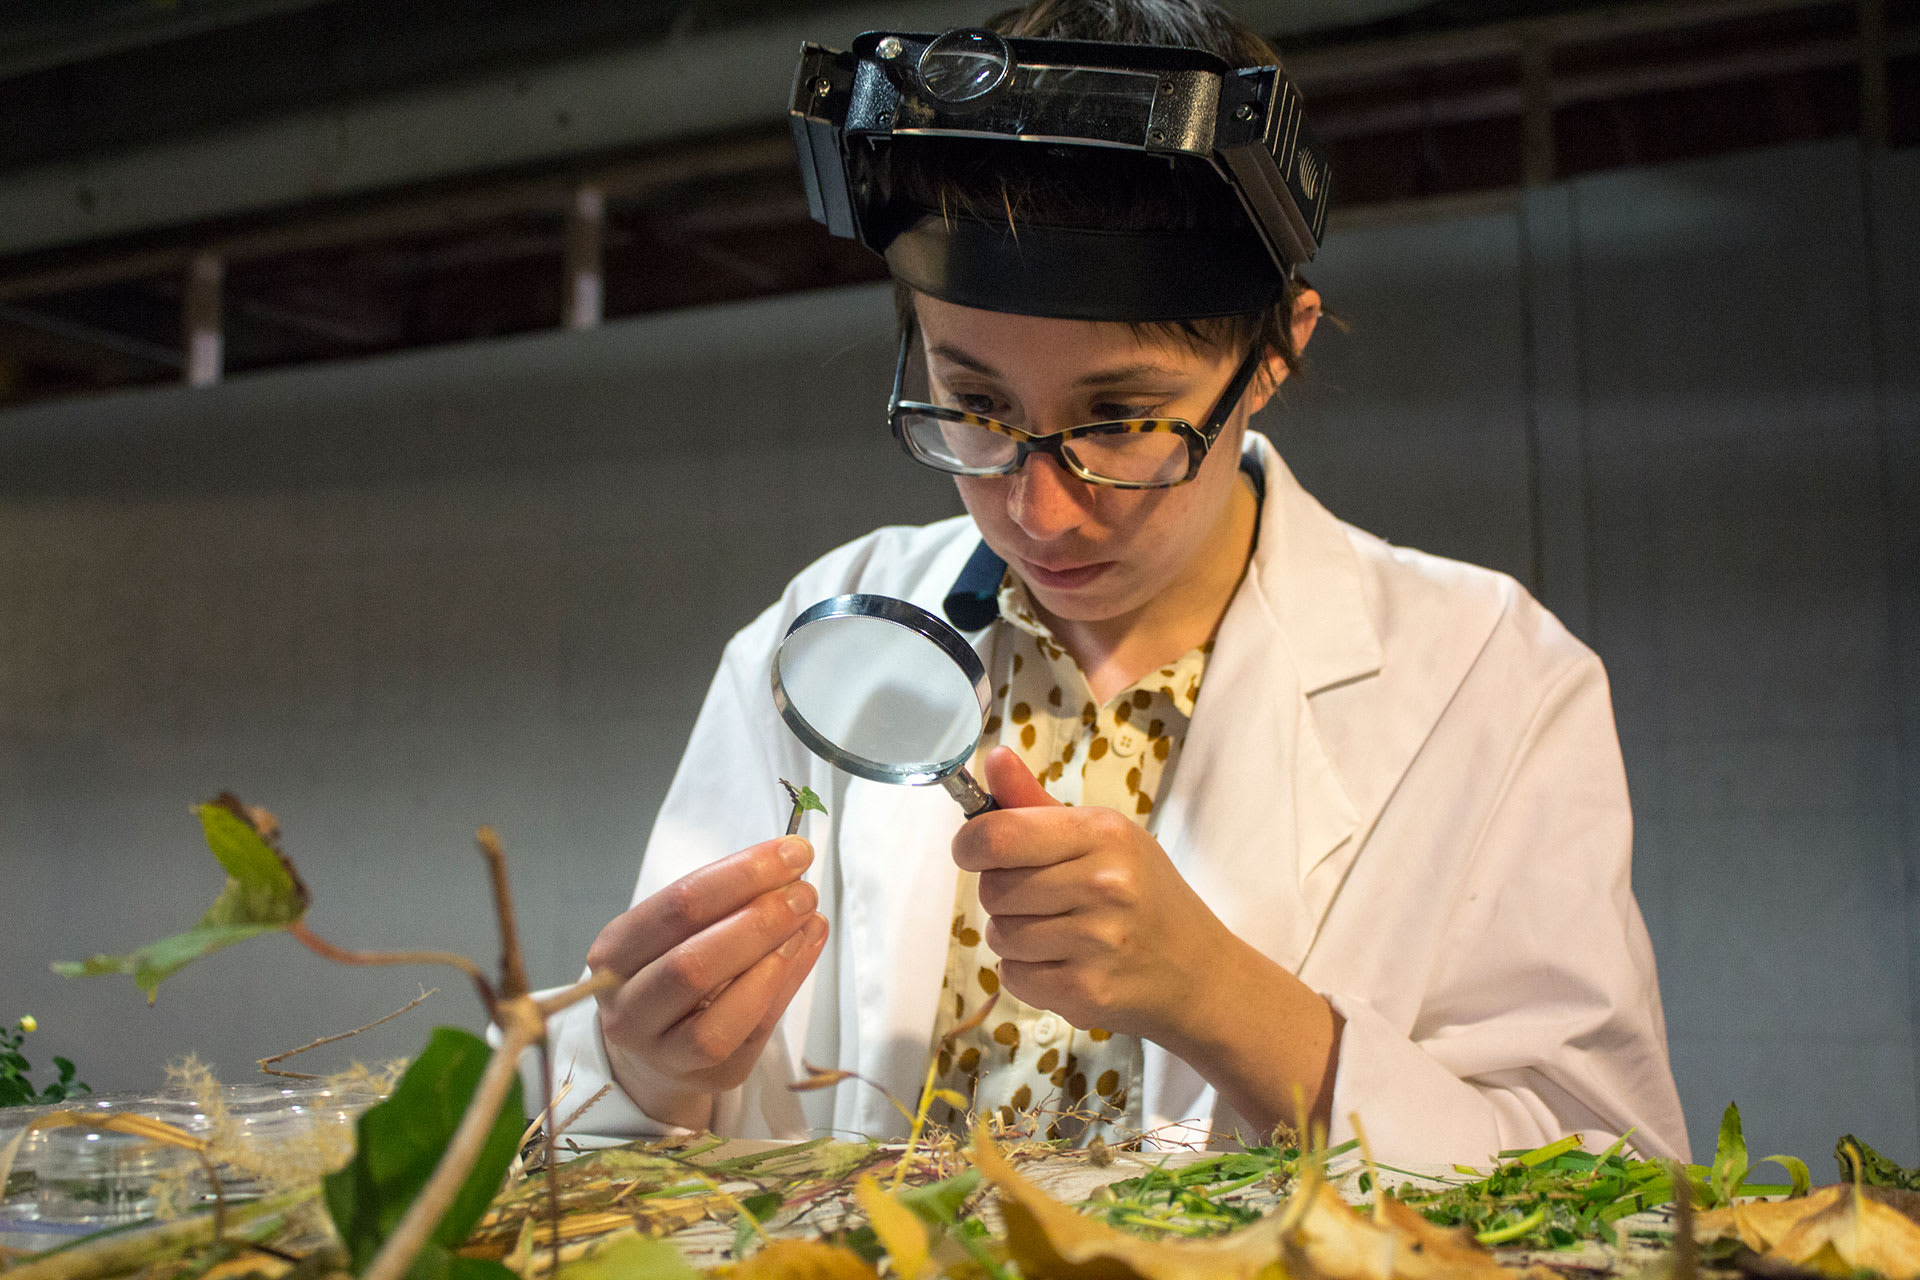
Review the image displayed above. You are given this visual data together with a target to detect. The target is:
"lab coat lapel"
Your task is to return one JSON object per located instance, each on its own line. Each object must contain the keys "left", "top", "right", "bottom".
{"left": 834, "top": 777, "right": 964, "bottom": 1137}
{"left": 829, "top": 608, "right": 994, "bottom": 1139}
{"left": 1141, "top": 438, "right": 1381, "bottom": 1135}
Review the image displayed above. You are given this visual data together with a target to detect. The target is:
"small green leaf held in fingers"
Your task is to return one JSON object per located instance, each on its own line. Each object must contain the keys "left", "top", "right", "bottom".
{"left": 51, "top": 797, "right": 310, "bottom": 1003}
{"left": 781, "top": 778, "right": 828, "bottom": 836}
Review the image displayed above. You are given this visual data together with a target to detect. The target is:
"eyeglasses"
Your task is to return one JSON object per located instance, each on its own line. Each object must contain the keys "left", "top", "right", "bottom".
{"left": 887, "top": 318, "right": 1266, "bottom": 489}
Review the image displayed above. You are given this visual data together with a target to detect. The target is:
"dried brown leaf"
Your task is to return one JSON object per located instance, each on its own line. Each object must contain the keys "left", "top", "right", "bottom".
{"left": 1696, "top": 1184, "right": 1920, "bottom": 1279}
{"left": 789, "top": 1061, "right": 859, "bottom": 1093}
{"left": 726, "top": 1238, "right": 880, "bottom": 1280}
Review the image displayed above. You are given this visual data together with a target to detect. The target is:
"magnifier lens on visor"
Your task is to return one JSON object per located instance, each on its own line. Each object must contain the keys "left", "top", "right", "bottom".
{"left": 917, "top": 29, "right": 1013, "bottom": 105}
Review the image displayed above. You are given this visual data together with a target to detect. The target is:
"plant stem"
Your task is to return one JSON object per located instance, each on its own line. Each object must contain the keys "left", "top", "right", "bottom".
{"left": 476, "top": 827, "right": 530, "bottom": 1001}
{"left": 287, "top": 920, "right": 496, "bottom": 1015}
{"left": 358, "top": 973, "right": 618, "bottom": 1280}
{"left": 361, "top": 1005, "right": 540, "bottom": 1280}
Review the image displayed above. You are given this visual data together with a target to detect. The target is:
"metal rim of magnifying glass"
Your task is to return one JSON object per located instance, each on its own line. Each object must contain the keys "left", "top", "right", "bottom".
{"left": 771, "top": 593, "right": 992, "bottom": 787}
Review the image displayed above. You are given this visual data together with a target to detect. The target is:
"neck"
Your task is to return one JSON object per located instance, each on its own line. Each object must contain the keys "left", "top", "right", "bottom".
{"left": 1040, "top": 475, "right": 1259, "bottom": 706}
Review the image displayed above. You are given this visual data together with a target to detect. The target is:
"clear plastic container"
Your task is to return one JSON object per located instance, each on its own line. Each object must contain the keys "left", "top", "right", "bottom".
{"left": 3, "top": 1083, "right": 382, "bottom": 1229}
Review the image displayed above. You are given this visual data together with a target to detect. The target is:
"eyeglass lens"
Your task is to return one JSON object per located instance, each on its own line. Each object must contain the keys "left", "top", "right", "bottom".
{"left": 898, "top": 413, "right": 1191, "bottom": 485}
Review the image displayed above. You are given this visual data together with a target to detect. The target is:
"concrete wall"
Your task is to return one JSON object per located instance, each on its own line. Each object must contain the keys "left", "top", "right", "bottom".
{"left": 2, "top": 137, "right": 1914, "bottom": 1170}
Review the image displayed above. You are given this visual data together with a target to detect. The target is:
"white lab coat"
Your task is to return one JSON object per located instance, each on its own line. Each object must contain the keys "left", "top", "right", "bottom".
{"left": 535, "top": 434, "right": 1689, "bottom": 1165}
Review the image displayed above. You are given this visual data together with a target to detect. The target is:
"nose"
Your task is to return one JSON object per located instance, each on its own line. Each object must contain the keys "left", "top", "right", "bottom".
{"left": 1006, "top": 452, "right": 1090, "bottom": 542}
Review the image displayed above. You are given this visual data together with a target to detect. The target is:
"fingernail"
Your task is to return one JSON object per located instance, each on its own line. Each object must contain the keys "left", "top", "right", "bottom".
{"left": 784, "top": 881, "right": 814, "bottom": 914}
{"left": 780, "top": 837, "right": 811, "bottom": 869}
{"left": 778, "top": 929, "right": 807, "bottom": 959}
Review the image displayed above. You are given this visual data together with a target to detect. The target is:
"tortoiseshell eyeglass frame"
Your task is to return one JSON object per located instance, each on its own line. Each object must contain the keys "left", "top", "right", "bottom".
{"left": 886, "top": 316, "right": 1267, "bottom": 490}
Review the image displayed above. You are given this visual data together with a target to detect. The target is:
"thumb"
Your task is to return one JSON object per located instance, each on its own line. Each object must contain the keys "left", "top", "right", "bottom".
{"left": 981, "top": 745, "right": 1060, "bottom": 809}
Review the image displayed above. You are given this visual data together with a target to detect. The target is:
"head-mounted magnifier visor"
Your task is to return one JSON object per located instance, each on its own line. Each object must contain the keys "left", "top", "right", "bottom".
{"left": 790, "top": 29, "right": 1331, "bottom": 321}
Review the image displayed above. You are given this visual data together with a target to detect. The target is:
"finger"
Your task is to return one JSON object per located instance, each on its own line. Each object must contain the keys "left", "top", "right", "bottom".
{"left": 977, "top": 862, "right": 1084, "bottom": 918}
{"left": 981, "top": 746, "right": 1061, "bottom": 809}
{"left": 952, "top": 804, "right": 1097, "bottom": 872}
{"left": 604, "top": 877, "right": 819, "bottom": 1039}
{"left": 589, "top": 837, "right": 813, "bottom": 978}
{"left": 983, "top": 911, "right": 1085, "bottom": 964}
{"left": 662, "top": 914, "right": 829, "bottom": 1076}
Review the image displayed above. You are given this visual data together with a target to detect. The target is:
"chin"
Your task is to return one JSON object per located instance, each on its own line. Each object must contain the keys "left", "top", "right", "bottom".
{"left": 1023, "top": 577, "right": 1148, "bottom": 625}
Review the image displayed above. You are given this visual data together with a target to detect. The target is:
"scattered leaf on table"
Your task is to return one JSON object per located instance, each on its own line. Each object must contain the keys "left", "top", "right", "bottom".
{"left": 854, "top": 1175, "right": 932, "bottom": 1280}
{"left": 52, "top": 797, "right": 310, "bottom": 1003}
{"left": 1695, "top": 1183, "right": 1920, "bottom": 1280}
{"left": 726, "top": 1238, "right": 880, "bottom": 1279}
{"left": 1282, "top": 1170, "right": 1532, "bottom": 1280}
{"left": 1839, "top": 1135, "right": 1920, "bottom": 1191}
{"left": 971, "top": 1126, "right": 1292, "bottom": 1280}
{"left": 897, "top": 1168, "right": 982, "bottom": 1228}
{"left": 323, "top": 1026, "right": 525, "bottom": 1280}
{"left": 553, "top": 1231, "right": 701, "bottom": 1280}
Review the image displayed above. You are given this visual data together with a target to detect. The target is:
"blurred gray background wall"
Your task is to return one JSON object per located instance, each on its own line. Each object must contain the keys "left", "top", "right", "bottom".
{"left": 2, "top": 136, "right": 1914, "bottom": 1169}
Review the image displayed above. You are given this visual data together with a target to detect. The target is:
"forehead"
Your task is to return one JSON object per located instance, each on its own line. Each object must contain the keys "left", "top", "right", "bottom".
{"left": 910, "top": 293, "right": 1224, "bottom": 376}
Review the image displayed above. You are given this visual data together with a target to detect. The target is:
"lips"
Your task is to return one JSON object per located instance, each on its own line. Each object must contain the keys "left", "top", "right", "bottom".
{"left": 1019, "top": 558, "right": 1111, "bottom": 590}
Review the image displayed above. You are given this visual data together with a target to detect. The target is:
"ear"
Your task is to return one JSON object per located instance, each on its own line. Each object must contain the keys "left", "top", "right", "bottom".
{"left": 1242, "top": 288, "right": 1324, "bottom": 416}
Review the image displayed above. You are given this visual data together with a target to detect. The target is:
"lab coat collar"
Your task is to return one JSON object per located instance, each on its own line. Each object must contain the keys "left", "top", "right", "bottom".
{"left": 1242, "top": 432, "right": 1384, "bottom": 695}
{"left": 1155, "top": 432, "right": 1381, "bottom": 963}
{"left": 1138, "top": 434, "right": 1383, "bottom": 1138}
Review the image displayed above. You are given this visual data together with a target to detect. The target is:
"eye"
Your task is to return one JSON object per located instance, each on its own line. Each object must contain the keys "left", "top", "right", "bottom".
{"left": 1091, "top": 400, "right": 1161, "bottom": 421}
{"left": 939, "top": 387, "right": 1007, "bottom": 418}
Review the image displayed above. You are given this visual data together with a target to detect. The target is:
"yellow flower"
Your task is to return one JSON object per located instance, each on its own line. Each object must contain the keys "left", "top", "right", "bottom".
{"left": 18, "top": 1014, "right": 35, "bottom": 1033}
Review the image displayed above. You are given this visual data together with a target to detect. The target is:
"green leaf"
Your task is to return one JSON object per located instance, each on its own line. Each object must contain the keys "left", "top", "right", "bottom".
{"left": 1836, "top": 1134, "right": 1920, "bottom": 1190}
{"left": 323, "top": 1026, "right": 526, "bottom": 1276}
{"left": 1754, "top": 1154, "right": 1811, "bottom": 1198}
{"left": 1518, "top": 1135, "right": 1585, "bottom": 1168}
{"left": 555, "top": 1234, "right": 700, "bottom": 1280}
{"left": 897, "top": 1168, "right": 982, "bottom": 1227}
{"left": 396, "top": 1242, "right": 518, "bottom": 1280}
{"left": 1708, "top": 1103, "right": 1749, "bottom": 1208}
{"left": 52, "top": 800, "right": 310, "bottom": 1003}
{"left": 731, "top": 1190, "right": 784, "bottom": 1257}
{"left": 794, "top": 786, "right": 828, "bottom": 816}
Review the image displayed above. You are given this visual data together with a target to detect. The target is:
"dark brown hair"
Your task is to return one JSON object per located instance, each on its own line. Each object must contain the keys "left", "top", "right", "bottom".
{"left": 888, "top": 0, "right": 1307, "bottom": 377}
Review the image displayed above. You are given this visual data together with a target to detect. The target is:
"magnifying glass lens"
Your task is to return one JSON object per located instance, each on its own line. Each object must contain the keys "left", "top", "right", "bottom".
{"left": 918, "top": 29, "right": 1012, "bottom": 104}
{"left": 771, "top": 594, "right": 999, "bottom": 816}
{"left": 777, "top": 614, "right": 980, "bottom": 770}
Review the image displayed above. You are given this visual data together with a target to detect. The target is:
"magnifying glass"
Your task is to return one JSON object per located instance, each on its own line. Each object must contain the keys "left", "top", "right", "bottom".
{"left": 771, "top": 594, "right": 998, "bottom": 817}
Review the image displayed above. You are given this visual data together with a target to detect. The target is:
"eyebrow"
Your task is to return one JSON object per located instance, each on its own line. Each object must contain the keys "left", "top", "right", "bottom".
{"left": 926, "top": 344, "right": 1188, "bottom": 388}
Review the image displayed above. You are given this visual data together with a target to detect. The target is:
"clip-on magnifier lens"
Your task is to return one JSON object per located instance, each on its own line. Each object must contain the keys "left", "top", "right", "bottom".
{"left": 917, "top": 29, "right": 1013, "bottom": 106}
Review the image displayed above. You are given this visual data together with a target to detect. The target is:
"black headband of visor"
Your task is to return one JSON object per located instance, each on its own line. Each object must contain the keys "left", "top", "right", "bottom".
{"left": 789, "top": 28, "right": 1331, "bottom": 322}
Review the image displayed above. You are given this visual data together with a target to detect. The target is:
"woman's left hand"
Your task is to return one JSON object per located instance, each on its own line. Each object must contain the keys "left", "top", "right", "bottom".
{"left": 949, "top": 745, "right": 1233, "bottom": 1041}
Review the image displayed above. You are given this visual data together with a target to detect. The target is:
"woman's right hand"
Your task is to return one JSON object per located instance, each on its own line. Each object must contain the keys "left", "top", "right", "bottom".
{"left": 587, "top": 836, "right": 829, "bottom": 1129}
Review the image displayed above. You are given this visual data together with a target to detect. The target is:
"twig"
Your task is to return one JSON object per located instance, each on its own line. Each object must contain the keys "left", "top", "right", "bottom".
{"left": 358, "top": 972, "right": 623, "bottom": 1280}
{"left": 257, "top": 986, "right": 438, "bottom": 1078}
{"left": 361, "top": 1004, "right": 542, "bottom": 1280}
{"left": 541, "top": 1037, "right": 562, "bottom": 1280}
{"left": 477, "top": 827, "right": 530, "bottom": 1001}
{"left": 287, "top": 920, "right": 496, "bottom": 1015}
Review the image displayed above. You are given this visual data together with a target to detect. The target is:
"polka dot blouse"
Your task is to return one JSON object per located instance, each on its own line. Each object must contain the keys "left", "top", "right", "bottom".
{"left": 926, "top": 572, "right": 1209, "bottom": 1144}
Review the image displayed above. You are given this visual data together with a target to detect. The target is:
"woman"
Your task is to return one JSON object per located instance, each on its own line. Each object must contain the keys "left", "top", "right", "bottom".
{"left": 535, "top": 0, "right": 1688, "bottom": 1164}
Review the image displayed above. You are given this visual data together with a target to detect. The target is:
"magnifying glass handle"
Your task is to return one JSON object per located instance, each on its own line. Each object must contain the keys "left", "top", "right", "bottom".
{"left": 940, "top": 767, "right": 999, "bottom": 818}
